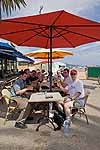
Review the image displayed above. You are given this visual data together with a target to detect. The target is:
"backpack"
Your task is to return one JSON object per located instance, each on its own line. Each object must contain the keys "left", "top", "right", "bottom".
{"left": 53, "top": 111, "right": 66, "bottom": 128}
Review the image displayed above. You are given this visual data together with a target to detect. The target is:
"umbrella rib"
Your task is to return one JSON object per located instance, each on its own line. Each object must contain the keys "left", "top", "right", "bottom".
{"left": 55, "top": 51, "right": 61, "bottom": 57}
{"left": 53, "top": 30, "right": 69, "bottom": 38}
{"left": 37, "top": 25, "right": 50, "bottom": 37}
{"left": 51, "top": 10, "right": 64, "bottom": 25}
{"left": 0, "top": 51, "right": 15, "bottom": 56}
{"left": 58, "top": 27, "right": 100, "bottom": 41}
{"left": 55, "top": 51, "right": 72, "bottom": 56}
{"left": 68, "top": 29, "right": 100, "bottom": 41}
{"left": 53, "top": 26, "right": 100, "bottom": 41}
{"left": 31, "top": 27, "right": 49, "bottom": 38}
{"left": 0, "top": 27, "right": 47, "bottom": 36}
{"left": 0, "top": 49, "right": 14, "bottom": 53}
{"left": 60, "top": 24, "right": 100, "bottom": 27}
{"left": 18, "top": 27, "right": 49, "bottom": 45}
{"left": 55, "top": 51, "right": 66, "bottom": 57}
{"left": 45, "top": 38, "right": 49, "bottom": 49}
{"left": 0, "top": 28, "right": 34, "bottom": 36}
{"left": 54, "top": 28, "right": 75, "bottom": 47}
{"left": 31, "top": 24, "right": 50, "bottom": 38}
{"left": 3, "top": 20, "right": 48, "bottom": 27}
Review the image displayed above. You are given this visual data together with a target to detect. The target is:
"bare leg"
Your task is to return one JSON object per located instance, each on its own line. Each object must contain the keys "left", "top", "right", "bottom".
{"left": 64, "top": 103, "right": 71, "bottom": 118}
{"left": 63, "top": 99, "right": 74, "bottom": 119}
{"left": 56, "top": 101, "right": 64, "bottom": 112}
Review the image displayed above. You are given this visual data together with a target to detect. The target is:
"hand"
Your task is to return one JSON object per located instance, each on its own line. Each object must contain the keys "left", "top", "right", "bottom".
{"left": 27, "top": 85, "right": 33, "bottom": 91}
{"left": 57, "top": 80, "right": 62, "bottom": 88}
{"left": 63, "top": 97, "right": 71, "bottom": 103}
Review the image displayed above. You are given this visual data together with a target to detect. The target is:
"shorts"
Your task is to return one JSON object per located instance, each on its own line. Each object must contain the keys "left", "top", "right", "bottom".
{"left": 74, "top": 99, "right": 85, "bottom": 107}
{"left": 64, "top": 98, "right": 85, "bottom": 108}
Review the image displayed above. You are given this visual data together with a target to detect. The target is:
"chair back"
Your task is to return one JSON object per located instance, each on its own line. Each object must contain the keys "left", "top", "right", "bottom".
{"left": 2, "top": 89, "right": 11, "bottom": 104}
{"left": 83, "top": 94, "right": 88, "bottom": 106}
{"left": 83, "top": 90, "right": 90, "bottom": 106}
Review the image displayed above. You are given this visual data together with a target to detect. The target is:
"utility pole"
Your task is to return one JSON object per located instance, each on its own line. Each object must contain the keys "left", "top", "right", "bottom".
{"left": 39, "top": 5, "right": 43, "bottom": 14}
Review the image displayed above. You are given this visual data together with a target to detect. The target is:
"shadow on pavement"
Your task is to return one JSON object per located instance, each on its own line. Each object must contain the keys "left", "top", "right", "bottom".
{"left": 87, "top": 103, "right": 100, "bottom": 112}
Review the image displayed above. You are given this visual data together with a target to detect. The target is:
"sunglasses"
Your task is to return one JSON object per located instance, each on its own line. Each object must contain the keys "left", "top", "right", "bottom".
{"left": 70, "top": 73, "right": 77, "bottom": 76}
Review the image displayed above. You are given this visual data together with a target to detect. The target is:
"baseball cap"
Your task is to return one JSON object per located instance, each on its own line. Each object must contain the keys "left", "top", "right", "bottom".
{"left": 70, "top": 69, "right": 78, "bottom": 75}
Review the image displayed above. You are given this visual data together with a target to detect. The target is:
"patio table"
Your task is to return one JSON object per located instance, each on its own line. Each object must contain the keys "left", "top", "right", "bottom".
{"left": 29, "top": 92, "right": 63, "bottom": 131}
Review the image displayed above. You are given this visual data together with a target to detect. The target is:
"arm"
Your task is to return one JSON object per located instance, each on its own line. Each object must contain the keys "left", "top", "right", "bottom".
{"left": 16, "top": 88, "right": 28, "bottom": 95}
{"left": 59, "top": 85, "right": 68, "bottom": 94}
{"left": 71, "top": 92, "right": 81, "bottom": 101}
{"left": 71, "top": 80, "right": 84, "bottom": 101}
{"left": 13, "top": 84, "right": 33, "bottom": 95}
{"left": 57, "top": 81, "right": 69, "bottom": 94}
{"left": 64, "top": 92, "right": 81, "bottom": 103}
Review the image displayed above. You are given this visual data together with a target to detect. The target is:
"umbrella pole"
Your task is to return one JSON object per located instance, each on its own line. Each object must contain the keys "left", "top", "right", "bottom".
{"left": 41, "top": 63, "right": 42, "bottom": 70}
{"left": 49, "top": 26, "right": 53, "bottom": 91}
{"left": 48, "top": 52, "right": 49, "bottom": 73}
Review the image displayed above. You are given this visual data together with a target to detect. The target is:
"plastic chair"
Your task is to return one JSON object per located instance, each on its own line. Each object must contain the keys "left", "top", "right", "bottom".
{"left": 71, "top": 94, "right": 89, "bottom": 124}
{"left": 2, "top": 89, "right": 18, "bottom": 124}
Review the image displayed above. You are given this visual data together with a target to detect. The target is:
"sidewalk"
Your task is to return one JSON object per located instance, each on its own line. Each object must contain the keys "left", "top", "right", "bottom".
{"left": 0, "top": 80, "right": 100, "bottom": 150}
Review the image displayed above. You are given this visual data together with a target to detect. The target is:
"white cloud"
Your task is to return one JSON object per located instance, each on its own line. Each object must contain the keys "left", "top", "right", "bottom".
{"left": 2, "top": 0, "right": 100, "bottom": 21}
{"left": 63, "top": 52, "right": 100, "bottom": 66}
{"left": 62, "top": 42, "right": 100, "bottom": 66}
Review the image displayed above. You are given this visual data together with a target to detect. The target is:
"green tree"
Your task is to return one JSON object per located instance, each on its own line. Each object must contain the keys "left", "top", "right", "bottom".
{"left": 0, "top": 0, "right": 26, "bottom": 17}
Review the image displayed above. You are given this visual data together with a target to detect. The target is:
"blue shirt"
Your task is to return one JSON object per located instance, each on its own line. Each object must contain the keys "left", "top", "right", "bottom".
{"left": 11, "top": 78, "right": 26, "bottom": 97}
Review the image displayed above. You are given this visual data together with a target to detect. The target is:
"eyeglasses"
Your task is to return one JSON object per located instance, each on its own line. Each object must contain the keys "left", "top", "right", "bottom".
{"left": 70, "top": 73, "right": 77, "bottom": 76}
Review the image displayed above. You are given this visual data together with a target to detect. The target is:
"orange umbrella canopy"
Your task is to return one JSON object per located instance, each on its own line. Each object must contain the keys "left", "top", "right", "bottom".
{"left": 25, "top": 48, "right": 73, "bottom": 59}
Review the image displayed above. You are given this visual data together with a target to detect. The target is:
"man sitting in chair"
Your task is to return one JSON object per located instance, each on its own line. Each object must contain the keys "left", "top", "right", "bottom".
{"left": 56, "top": 68, "right": 72, "bottom": 96}
{"left": 56, "top": 69, "right": 85, "bottom": 127}
{"left": 11, "top": 70, "right": 33, "bottom": 129}
{"left": 63, "top": 69, "right": 85, "bottom": 126}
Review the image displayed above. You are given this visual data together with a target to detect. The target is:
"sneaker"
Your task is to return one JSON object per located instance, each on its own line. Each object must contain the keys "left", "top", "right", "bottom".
{"left": 63, "top": 119, "right": 71, "bottom": 127}
{"left": 15, "top": 122, "right": 27, "bottom": 129}
{"left": 49, "top": 112, "right": 54, "bottom": 118}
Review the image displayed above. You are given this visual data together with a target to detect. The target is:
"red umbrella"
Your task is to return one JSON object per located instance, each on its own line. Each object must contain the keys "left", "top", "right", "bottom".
{"left": 0, "top": 10, "right": 100, "bottom": 90}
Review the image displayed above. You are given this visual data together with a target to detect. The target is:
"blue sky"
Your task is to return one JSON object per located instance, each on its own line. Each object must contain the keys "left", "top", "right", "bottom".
{"left": 1, "top": 0, "right": 100, "bottom": 66}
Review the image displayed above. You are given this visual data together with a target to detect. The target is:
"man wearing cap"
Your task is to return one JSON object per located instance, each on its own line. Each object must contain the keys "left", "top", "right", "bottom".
{"left": 63, "top": 69, "right": 85, "bottom": 125}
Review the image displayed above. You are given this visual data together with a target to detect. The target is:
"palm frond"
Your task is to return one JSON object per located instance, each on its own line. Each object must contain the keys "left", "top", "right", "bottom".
{"left": 1, "top": 0, "right": 27, "bottom": 16}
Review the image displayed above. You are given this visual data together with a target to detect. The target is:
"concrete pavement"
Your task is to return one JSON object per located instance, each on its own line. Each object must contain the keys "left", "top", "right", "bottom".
{"left": 0, "top": 80, "right": 100, "bottom": 150}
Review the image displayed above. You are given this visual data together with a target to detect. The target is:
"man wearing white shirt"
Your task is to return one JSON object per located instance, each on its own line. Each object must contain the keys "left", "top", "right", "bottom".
{"left": 54, "top": 69, "right": 85, "bottom": 130}
{"left": 57, "top": 68, "right": 72, "bottom": 95}
{"left": 64, "top": 69, "right": 85, "bottom": 124}
{"left": 62, "top": 68, "right": 72, "bottom": 88}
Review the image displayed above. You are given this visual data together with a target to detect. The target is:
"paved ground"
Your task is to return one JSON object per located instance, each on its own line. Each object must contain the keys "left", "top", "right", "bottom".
{"left": 0, "top": 80, "right": 100, "bottom": 150}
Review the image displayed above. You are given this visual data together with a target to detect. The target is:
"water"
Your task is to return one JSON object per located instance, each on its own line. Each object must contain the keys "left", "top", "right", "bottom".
{"left": 63, "top": 120, "right": 70, "bottom": 137}
{"left": 49, "top": 103, "right": 54, "bottom": 118}
{"left": 49, "top": 103, "right": 53, "bottom": 110}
